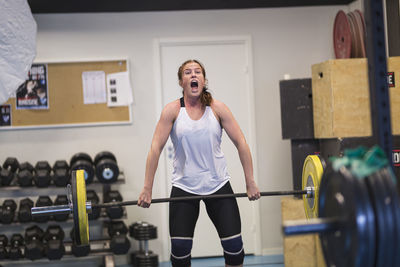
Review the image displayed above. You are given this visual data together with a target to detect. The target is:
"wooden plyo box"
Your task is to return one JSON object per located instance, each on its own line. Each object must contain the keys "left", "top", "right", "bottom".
{"left": 312, "top": 57, "right": 400, "bottom": 138}
{"left": 281, "top": 197, "right": 326, "bottom": 267}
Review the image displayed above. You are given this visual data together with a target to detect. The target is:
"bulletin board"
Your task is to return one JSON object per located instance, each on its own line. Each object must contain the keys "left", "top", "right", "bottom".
{"left": 1, "top": 59, "right": 132, "bottom": 129}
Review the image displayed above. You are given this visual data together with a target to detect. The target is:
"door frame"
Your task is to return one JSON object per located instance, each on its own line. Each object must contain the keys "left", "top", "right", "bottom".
{"left": 153, "top": 35, "right": 261, "bottom": 260}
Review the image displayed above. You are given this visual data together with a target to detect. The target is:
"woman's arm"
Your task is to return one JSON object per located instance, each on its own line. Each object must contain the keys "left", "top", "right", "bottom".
{"left": 212, "top": 100, "right": 260, "bottom": 200}
{"left": 138, "top": 100, "right": 179, "bottom": 207}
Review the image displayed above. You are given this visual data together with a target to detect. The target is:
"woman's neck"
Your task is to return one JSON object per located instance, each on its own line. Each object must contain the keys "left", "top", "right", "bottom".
{"left": 184, "top": 95, "right": 202, "bottom": 108}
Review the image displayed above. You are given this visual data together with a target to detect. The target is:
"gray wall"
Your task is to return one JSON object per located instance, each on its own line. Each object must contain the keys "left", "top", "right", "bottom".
{"left": 0, "top": 4, "right": 361, "bottom": 262}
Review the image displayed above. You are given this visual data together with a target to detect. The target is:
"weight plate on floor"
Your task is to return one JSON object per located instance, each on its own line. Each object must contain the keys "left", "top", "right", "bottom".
{"left": 366, "top": 171, "right": 394, "bottom": 267}
{"left": 334, "top": 10, "right": 352, "bottom": 59}
{"left": 302, "top": 155, "right": 324, "bottom": 218}
{"left": 318, "top": 166, "right": 375, "bottom": 267}
{"left": 72, "top": 170, "right": 89, "bottom": 245}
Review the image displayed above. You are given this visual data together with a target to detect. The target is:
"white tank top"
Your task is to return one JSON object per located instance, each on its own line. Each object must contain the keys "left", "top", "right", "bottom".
{"left": 170, "top": 98, "right": 230, "bottom": 195}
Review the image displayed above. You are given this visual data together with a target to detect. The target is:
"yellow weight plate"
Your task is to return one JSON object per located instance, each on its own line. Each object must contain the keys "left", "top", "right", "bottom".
{"left": 302, "top": 155, "right": 324, "bottom": 219}
{"left": 76, "top": 170, "right": 89, "bottom": 245}
{"left": 72, "top": 170, "right": 90, "bottom": 245}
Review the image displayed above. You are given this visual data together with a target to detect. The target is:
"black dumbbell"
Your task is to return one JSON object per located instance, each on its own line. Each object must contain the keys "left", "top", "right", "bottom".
{"left": 70, "top": 228, "right": 91, "bottom": 257}
{"left": 17, "top": 162, "right": 34, "bottom": 187}
{"left": 1, "top": 199, "right": 17, "bottom": 224}
{"left": 129, "top": 222, "right": 159, "bottom": 267}
{"left": 133, "top": 251, "right": 159, "bottom": 267}
{"left": 52, "top": 160, "right": 70, "bottom": 187}
{"left": 34, "top": 161, "right": 52, "bottom": 187}
{"left": 0, "top": 157, "right": 19, "bottom": 186}
{"left": 87, "top": 190, "right": 101, "bottom": 220}
{"left": 70, "top": 152, "right": 94, "bottom": 184}
{"left": 129, "top": 221, "right": 158, "bottom": 241}
{"left": 25, "top": 225, "right": 45, "bottom": 260}
{"left": 108, "top": 221, "right": 131, "bottom": 255}
{"left": 8, "top": 234, "right": 24, "bottom": 260}
{"left": 0, "top": 235, "right": 8, "bottom": 259}
{"left": 44, "top": 225, "right": 65, "bottom": 260}
{"left": 18, "top": 198, "right": 34, "bottom": 223}
{"left": 94, "top": 151, "right": 119, "bottom": 183}
{"left": 104, "top": 190, "right": 124, "bottom": 219}
{"left": 34, "top": 196, "right": 53, "bottom": 223}
{"left": 53, "top": 195, "right": 69, "bottom": 221}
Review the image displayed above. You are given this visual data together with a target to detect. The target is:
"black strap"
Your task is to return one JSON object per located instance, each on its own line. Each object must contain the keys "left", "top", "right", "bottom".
{"left": 180, "top": 97, "right": 185, "bottom": 107}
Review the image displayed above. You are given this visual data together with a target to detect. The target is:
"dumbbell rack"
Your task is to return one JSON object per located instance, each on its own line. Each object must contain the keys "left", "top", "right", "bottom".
{"left": 0, "top": 169, "right": 128, "bottom": 266}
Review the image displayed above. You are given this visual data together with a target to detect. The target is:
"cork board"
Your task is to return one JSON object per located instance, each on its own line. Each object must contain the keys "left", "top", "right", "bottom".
{"left": 1, "top": 59, "right": 131, "bottom": 129}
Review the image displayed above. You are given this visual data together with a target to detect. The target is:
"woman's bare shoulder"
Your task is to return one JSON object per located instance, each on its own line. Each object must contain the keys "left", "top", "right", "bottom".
{"left": 162, "top": 99, "right": 181, "bottom": 120}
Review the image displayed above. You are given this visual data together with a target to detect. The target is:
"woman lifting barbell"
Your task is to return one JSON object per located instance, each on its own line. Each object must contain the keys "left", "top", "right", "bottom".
{"left": 137, "top": 59, "right": 261, "bottom": 267}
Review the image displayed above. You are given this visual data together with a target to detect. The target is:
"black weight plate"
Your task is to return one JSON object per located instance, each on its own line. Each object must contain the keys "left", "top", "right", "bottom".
{"left": 94, "top": 151, "right": 117, "bottom": 166}
{"left": 135, "top": 252, "right": 159, "bottom": 267}
{"left": 379, "top": 168, "right": 400, "bottom": 267}
{"left": 365, "top": 173, "right": 392, "bottom": 267}
{"left": 318, "top": 167, "right": 375, "bottom": 267}
{"left": 71, "top": 160, "right": 94, "bottom": 184}
{"left": 96, "top": 158, "right": 119, "bottom": 183}
{"left": 70, "top": 152, "right": 93, "bottom": 166}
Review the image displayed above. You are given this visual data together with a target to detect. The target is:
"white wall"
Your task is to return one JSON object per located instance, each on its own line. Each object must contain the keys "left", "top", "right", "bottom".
{"left": 0, "top": 5, "right": 356, "bottom": 262}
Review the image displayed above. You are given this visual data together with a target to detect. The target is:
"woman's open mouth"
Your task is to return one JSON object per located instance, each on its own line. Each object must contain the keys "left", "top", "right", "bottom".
{"left": 190, "top": 81, "right": 198, "bottom": 89}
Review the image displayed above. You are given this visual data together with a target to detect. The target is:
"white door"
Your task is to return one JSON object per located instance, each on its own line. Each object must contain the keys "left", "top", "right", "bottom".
{"left": 156, "top": 36, "right": 260, "bottom": 258}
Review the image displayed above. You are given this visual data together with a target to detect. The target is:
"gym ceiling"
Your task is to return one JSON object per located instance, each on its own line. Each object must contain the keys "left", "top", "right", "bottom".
{"left": 27, "top": 0, "right": 355, "bottom": 13}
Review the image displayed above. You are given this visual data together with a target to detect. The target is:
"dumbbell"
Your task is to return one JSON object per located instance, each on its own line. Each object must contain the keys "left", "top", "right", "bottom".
{"left": 0, "top": 235, "right": 8, "bottom": 259}
{"left": 53, "top": 160, "right": 70, "bottom": 187}
{"left": 34, "top": 161, "right": 52, "bottom": 187}
{"left": 34, "top": 196, "right": 53, "bottom": 223}
{"left": 25, "top": 225, "right": 45, "bottom": 260}
{"left": 44, "top": 225, "right": 65, "bottom": 260}
{"left": 104, "top": 190, "right": 124, "bottom": 219}
{"left": 107, "top": 221, "right": 131, "bottom": 254}
{"left": 1, "top": 199, "right": 17, "bottom": 224}
{"left": 94, "top": 151, "right": 119, "bottom": 183}
{"left": 53, "top": 195, "right": 69, "bottom": 221}
{"left": 17, "top": 162, "right": 34, "bottom": 187}
{"left": 8, "top": 234, "right": 24, "bottom": 260}
{"left": 87, "top": 190, "right": 101, "bottom": 220}
{"left": 129, "top": 222, "right": 159, "bottom": 267}
{"left": 70, "top": 152, "right": 94, "bottom": 184}
{"left": 70, "top": 228, "right": 91, "bottom": 257}
{"left": 0, "top": 157, "right": 19, "bottom": 186}
{"left": 18, "top": 198, "right": 34, "bottom": 223}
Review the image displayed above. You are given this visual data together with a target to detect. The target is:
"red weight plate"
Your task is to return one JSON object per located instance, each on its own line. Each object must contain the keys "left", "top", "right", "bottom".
{"left": 348, "top": 12, "right": 362, "bottom": 58}
{"left": 354, "top": 10, "right": 366, "bottom": 57}
{"left": 333, "top": 10, "right": 352, "bottom": 59}
{"left": 347, "top": 13, "right": 357, "bottom": 57}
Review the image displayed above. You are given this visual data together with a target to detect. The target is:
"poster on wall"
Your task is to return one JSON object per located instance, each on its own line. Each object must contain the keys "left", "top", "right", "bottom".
{"left": 0, "top": 104, "right": 11, "bottom": 126}
{"left": 15, "top": 63, "right": 49, "bottom": 109}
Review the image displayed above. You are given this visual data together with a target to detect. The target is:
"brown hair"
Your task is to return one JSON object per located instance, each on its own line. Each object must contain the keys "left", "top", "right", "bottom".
{"left": 178, "top": 59, "right": 212, "bottom": 106}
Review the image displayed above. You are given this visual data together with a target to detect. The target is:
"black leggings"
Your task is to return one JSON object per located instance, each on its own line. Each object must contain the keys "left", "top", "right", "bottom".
{"left": 169, "top": 181, "right": 241, "bottom": 239}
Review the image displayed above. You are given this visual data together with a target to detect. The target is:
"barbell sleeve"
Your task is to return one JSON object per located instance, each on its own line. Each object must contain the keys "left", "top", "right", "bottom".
{"left": 31, "top": 202, "right": 92, "bottom": 217}
{"left": 282, "top": 217, "right": 343, "bottom": 236}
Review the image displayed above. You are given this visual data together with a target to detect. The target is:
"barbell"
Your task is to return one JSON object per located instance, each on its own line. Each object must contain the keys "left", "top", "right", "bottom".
{"left": 31, "top": 154, "right": 325, "bottom": 247}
